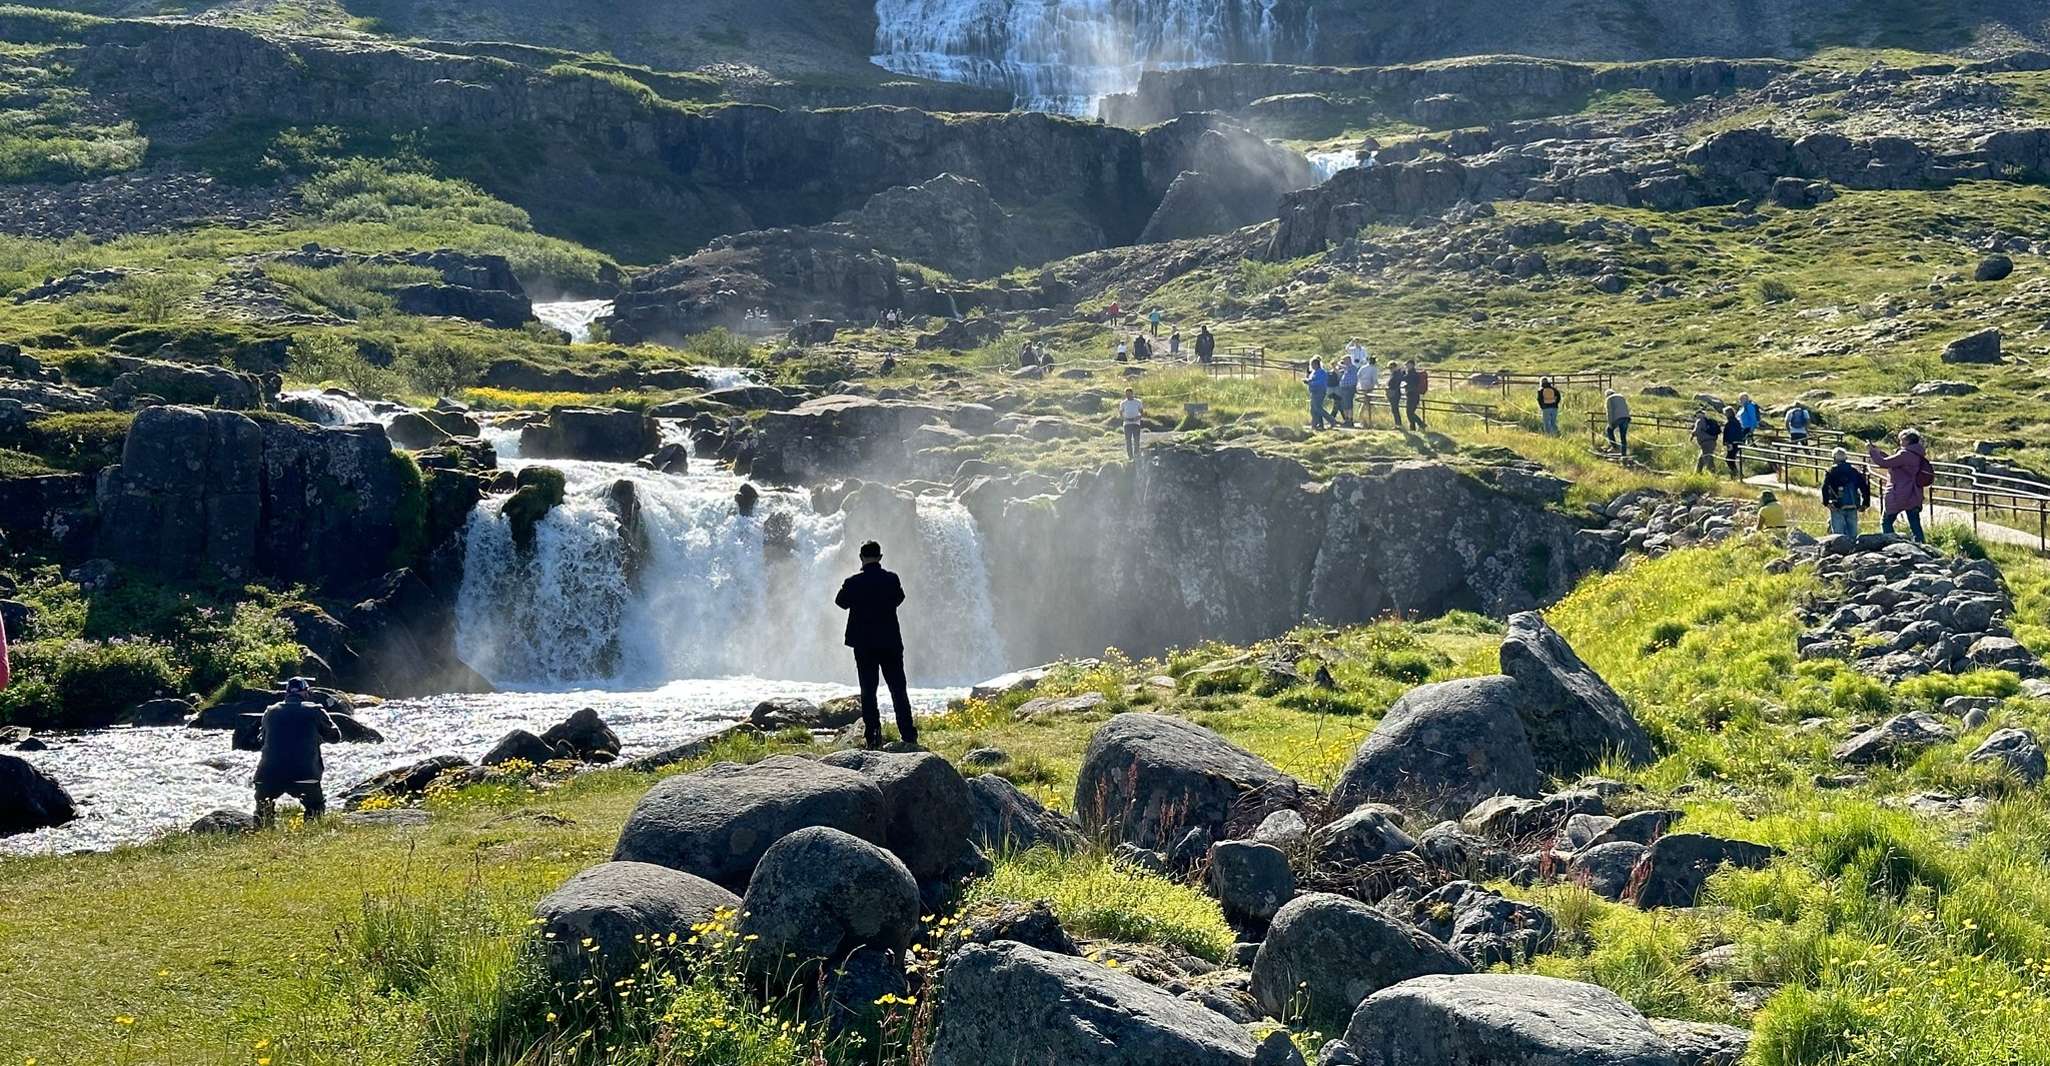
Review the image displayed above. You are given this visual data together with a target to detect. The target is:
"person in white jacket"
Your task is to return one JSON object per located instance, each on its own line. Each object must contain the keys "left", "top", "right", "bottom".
{"left": 1356, "top": 357, "right": 1380, "bottom": 424}
{"left": 1120, "top": 389, "right": 1144, "bottom": 460}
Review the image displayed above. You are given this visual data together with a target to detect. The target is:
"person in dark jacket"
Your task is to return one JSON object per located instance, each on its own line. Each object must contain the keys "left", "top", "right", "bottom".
{"left": 1194, "top": 325, "right": 1216, "bottom": 364}
{"left": 254, "top": 676, "right": 342, "bottom": 827}
{"left": 835, "top": 541, "right": 917, "bottom": 748}
{"left": 1384, "top": 361, "right": 1405, "bottom": 425}
{"left": 1821, "top": 447, "right": 1872, "bottom": 538}
{"left": 1721, "top": 405, "right": 1748, "bottom": 477}
{"left": 1691, "top": 409, "right": 1722, "bottom": 473}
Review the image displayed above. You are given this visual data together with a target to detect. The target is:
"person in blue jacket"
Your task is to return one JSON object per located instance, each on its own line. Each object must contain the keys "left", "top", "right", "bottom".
{"left": 1305, "top": 358, "right": 1331, "bottom": 430}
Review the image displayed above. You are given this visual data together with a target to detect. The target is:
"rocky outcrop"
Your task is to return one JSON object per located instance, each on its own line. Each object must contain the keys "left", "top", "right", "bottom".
{"left": 1074, "top": 713, "right": 1309, "bottom": 852}
{"left": 750, "top": 396, "right": 947, "bottom": 483}
{"left": 95, "top": 406, "right": 419, "bottom": 587}
{"left": 1798, "top": 538, "right": 2040, "bottom": 682}
{"left": 611, "top": 755, "right": 887, "bottom": 890}
{"left": 965, "top": 773, "right": 1087, "bottom": 855}
{"left": 828, "top": 173, "right": 1105, "bottom": 280}
{"left": 1327, "top": 973, "right": 1681, "bottom": 1066}
{"left": 518, "top": 407, "right": 659, "bottom": 463}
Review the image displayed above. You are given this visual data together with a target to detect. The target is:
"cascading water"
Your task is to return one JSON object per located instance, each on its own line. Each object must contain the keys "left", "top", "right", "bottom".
{"left": 455, "top": 459, "right": 1010, "bottom": 690}
{"left": 280, "top": 388, "right": 387, "bottom": 426}
{"left": 872, "top": 0, "right": 1315, "bottom": 114}
{"left": 532, "top": 299, "right": 613, "bottom": 343}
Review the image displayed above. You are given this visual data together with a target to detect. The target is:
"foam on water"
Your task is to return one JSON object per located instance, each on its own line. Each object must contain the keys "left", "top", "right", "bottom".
{"left": 280, "top": 388, "right": 388, "bottom": 426}
{"left": 533, "top": 299, "right": 614, "bottom": 343}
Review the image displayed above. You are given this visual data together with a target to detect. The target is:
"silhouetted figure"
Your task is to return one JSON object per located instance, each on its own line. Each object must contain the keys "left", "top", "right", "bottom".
{"left": 1195, "top": 325, "right": 1215, "bottom": 364}
{"left": 254, "top": 676, "right": 340, "bottom": 827}
{"left": 836, "top": 541, "right": 917, "bottom": 749}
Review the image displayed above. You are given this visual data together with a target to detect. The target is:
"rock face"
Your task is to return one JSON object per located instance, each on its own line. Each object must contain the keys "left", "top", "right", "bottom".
{"left": 930, "top": 941, "right": 1276, "bottom": 1066}
{"left": 95, "top": 405, "right": 416, "bottom": 586}
{"left": 533, "top": 861, "right": 740, "bottom": 986}
{"left": 518, "top": 408, "right": 658, "bottom": 462}
{"left": 819, "top": 749, "right": 974, "bottom": 881}
{"left": 1499, "top": 612, "right": 1655, "bottom": 774}
{"left": 1250, "top": 892, "right": 1469, "bottom": 1033}
{"left": 1329, "top": 973, "right": 1681, "bottom": 1066}
{"left": 737, "top": 826, "right": 920, "bottom": 967}
{"left": 612, "top": 756, "right": 887, "bottom": 890}
{"left": 0, "top": 754, "right": 76, "bottom": 835}
{"left": 1074, "top": 713, "right": 1308, "bottom": 852}
{"left": 751, "top": 395, "right": 947, "bottom": 483}
{"left": 966, "top": 773, "right": 1087, "bottom": 855}
{"left": 1330, "top": 676, "right": 1544, "bottom": 819}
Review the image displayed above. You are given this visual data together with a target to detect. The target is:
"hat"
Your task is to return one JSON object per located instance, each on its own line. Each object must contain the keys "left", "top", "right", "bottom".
{"left": 285, "top": 677, "right": 312, "bottom": 694}
{"left": 1760, "top": 490, "right": 1777, "bottom": 503}
{"left": 1833, "top": 447, "right": 1848, "bottom": 462}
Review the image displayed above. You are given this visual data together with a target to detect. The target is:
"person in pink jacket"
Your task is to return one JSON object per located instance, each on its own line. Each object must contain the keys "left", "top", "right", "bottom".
{"left": 1868, "top": 429, "right": 1932, "bottom": 543}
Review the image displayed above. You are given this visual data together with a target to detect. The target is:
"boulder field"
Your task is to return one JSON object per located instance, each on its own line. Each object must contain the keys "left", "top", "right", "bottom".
{"left": 522, "top": 618, "right": 1770, "bottom": 1065}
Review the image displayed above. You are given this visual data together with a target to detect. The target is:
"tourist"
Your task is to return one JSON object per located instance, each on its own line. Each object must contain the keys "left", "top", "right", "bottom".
{"left": 1721, "top": 405, "right": 1747, "bottom": 476}
{"left": 1785, "top": 402, "right": 1812, "bottom": 445}
{"left": 1305, "top": 357, "right": 1331, "bottom": 430}
{"left": 1195, "top": 324, "right": 1216, "bottom": 364}
{"left": 1148, "top": 307, "right": 1163, "bottom": 337}
{"left": 1345, "top": 337, "right": 1368, "bottom": 368}
{"left": 1121, "top": 388, "right": 1144, "bottom": 460}
{"left": 1358, "top": 356, "right": 1380, "bottom": 425}
{"left": 1691, "top": 408, "right": 1721, "bottom": 473}
{"left": 1385, "top": 359, "right": 1405, "bottom": 425}
{"left": 1755, "top": 490, "right": 1787, "bottom": 533}
{"left": 253, "top": 676, "right": 342, "bottom": 828}
{"left": 1822, "top": 447, "right": 1872, "bottom": 538}
{"left": 1868, "top": 429, "right": 1933, "bottom": 543}
{"left": 1604, "top": 389, "right": 1631, "bottom": 457}
{"left": 1115, "top": 337, "right": 1128, "bottom": 362}
{"left": 1536, "top": 376, "right": 1562, "bottom": 435}
{"left": 1105, "top": 300, "right": 1121, "bottom": 325}
{"left": 834, "top": 541, "right": 918, "bottom": 749}
{"left": 1133, "top": 333, "right": 1151, "bottom": 361}
{"left": 1169, "top": 329, "right": 1182, "bottom": 357}
{"left": 1336, "top": 354, "right": 1361, "bottom": 428}
{"left": 1406, "top": 361, "right": 1429, "bottom": 429}
{"left": 879, "top": 353, "right": 897, "bottom": 376}
{"left": 1737, "top": 393, "right": 1761, "bottom": 436}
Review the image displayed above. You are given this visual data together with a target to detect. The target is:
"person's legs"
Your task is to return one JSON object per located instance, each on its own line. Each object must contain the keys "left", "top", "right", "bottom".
{"left": 854, "top": 648, "right": 884, "bottom": 747}
{"left": 1726, "top": 444, "right": 1740, "bottom": 476}
{"left": 295, "top": 782, "right": 327, "bottom": 821}
{"left": 1605, "top": 422, "right": 1618, "bottom": 446}
{"left": 1906, "top": 507, "right": 1925, "bottom": 543}
{"left": 253, "top": 783, "right": 279, "bottom": 829}
{"left": 1696, "top": 444, "right": 1713, "bottom": 473}
{"left": 1829, "top": 508, "right": 1858, "bottom": 538}
{"left": 1542, "top": 408, "right": 1557, "bottom": 435}
{"left": 880, "top": 652, "right": 916, "bottom": 747}
{"left": 1617, "top": 418, "right": 1630, "bottom": 457}
{"left": 1310, "top": 391, "right": 1326, "bottom": 430}
{"left": 1883, "top": 510, "right": 1899, "bottom": 536}
{"left": 1124, "top": 423, "right": 1140, "bottom": 460}
{"left": 1388, "top": 392, "right": 1400, "bottom": 423}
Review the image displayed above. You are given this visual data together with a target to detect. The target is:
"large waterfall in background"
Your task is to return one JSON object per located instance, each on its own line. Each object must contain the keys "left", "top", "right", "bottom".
{"left": 454, "top": 459, "right": 1010, "bottom": 690}
{"left": 872, "top": 0, "right": 1315, "bottom": 113}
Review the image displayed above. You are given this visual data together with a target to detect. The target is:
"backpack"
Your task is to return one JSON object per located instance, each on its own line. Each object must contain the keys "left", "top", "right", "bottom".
{"left": 1788, "top": 407, "right": 1809, "bottom": 430}
{"left": 1914, "top": 454, "right": 1935, "bottom": 489}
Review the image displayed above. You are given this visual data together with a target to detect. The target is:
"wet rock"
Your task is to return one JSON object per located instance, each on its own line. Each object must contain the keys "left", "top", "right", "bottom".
{"left": 1331, "top": 676, "right": 1543, "bottom": 820}
{"left": 518, "top": 407, "right": 660, "bottom": 462}
{"left": 540, "top": 707, "right": 620, "bottom": 763}
{"left": 1251, "top": 892, "right": 1468, "bottom": 1033}
{"left": 1074, "top": 713, "right": 1308, "bottom": 852}
{"left": 738, "top": 827, "right": 919, "bottom": 969}
{"left": 533, "top": 860, "right": 740, "bottom": 987}
{"left": 612, "top": 755, "right": 887, "bottom": 890}
{"left": 124, "top": 697, "right": 194, "bottom": 726}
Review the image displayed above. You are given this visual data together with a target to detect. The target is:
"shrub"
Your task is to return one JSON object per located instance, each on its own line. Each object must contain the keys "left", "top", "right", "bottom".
{"left": 966, "top": 848, "right": 1235, "bottom": 961}
{"left": 289, "top": 331, "right": 406, "bottom": 398}
{"left": 395, "top": 338, "right": 487, "bottom": 397}
{"left": 0, "top": 637, "right": 179, "bottom": 728}
{"left": 1757, "top": 278, "right": 1797, "bottom": 304}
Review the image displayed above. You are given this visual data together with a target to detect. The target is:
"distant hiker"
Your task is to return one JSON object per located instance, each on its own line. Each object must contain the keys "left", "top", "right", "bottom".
{"left": 1691, "top": 409, "right": 1722, "bottom": 473}
{"left": 1721, "top": 405, "right": 1747, "bottom": 476}
{"left": 1306, "top": 357, "right": 1331, "bottom": 430}
{"left": 1115, "top": 338, "right": 1128, "bottom": 362}
{"left": 1148, "top": 307, "right": 1163, "bottom": 337}
{"left": 1385, "top": 360, "right": 1405, "bottom": 425}
{"left": 1345, "top": 338, "right": 1367, "bottom": 367}
{"left": 1358, "top": 356, "right": 1380, "bottom": 425}
{"left": 835, "top": 541, "right": 918, "bottom": 749}
{"left": 1785, "top": 402, "right": 1812, "bottom": 445}
{"left": 1536, "top": 376, "right": 1562, "bottom": 435}
{"left": 1737, "top": 393, "right": 1761, "bottom": 435}
{"left": 1169, "top": 329, "right": 1182, "bottom": 357}
{"left": 879, "top": 353, "right": 897, "bottom": 376}
{"left": 1823, "top": 447, "right": 1872, "bottom": 538}
{"left": 1336, "top": 355, "right": 1361, "bottom": 428}
{"left": 1121, "top": 388, "right": 1144, "bottom": 460}
{"left": 1755, "top": 490, "right": 1787, "bottom": 533}
{"left": 1106, "top": 300, "right": 1121, "bottom": 325}
{"left": 1405, "top": 361, "right": 1428, "bottom": 429}
{"left": 1195, "top": 325, "right": 1216, "bottom": 364}
{"left": 1869, "top": 429, "right": 1933, "bottom": 543}
{"left": 1133, "top": 333, "right": 1151, "bottom": 361}
{"left": 1604, "top": 389, "right": 1631, "bottom": 457}
{"left": 254, "top": 676, "right": 341, "bottom": 828}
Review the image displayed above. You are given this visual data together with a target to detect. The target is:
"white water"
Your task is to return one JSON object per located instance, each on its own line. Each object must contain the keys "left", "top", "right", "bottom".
{"left": 454, "top": 459, "right": 1010, "bottom": 690}
{"left": 281, "top": 388, "right": 390, "bottom": 427}
{"left": 699, "top": 366, "right": 762, "bottom": 391}
{"left": 1307, "top": 148, "right": 1370, "bottom": 181}
{"left": 0, "top": 678, "right": 957, "bottom": 855}
{"left": 873, "top": 0, "right": 1314, "bottom": 113}
{"left": 533, "top": 299, "right": 614, "bottom": 343}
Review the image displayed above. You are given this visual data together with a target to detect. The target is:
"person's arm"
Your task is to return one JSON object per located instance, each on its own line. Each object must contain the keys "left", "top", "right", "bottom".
{"left": 835, "top": 578, "right": 855, "bottom": 610}
{"left": 892, "top": 574, "right": 906, "bottom": 608}
{"left": 315, "top": 707, "right": 342, "bottom": 744}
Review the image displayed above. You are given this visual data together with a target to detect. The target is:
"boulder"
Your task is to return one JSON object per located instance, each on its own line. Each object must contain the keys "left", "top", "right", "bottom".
{"left": 481, "top": 728, "right": 562, "bottom": 766}
{"left": 819, "top": 749, "right": 974, "bottom": 881}
{"left": 1651, "top": 1018, "right": 1752, "bottom": 1066}
{"left": 519, "top": 407, "right": 659, "bottom": 462}
{"left": 1330, "top": 973, "right": 1680, "bottom": 1066}
{"left": 737, "top": 826, "right": 920, "bottom": 969}
{"left": 749, "top": 696, "right": 861, "bottom": 730}
{"left": 124, "top": 697, "right": 194, "bottom": 726}
{"left": 966, "top": 773, "right": 1086, "bottom": 855}
{"left": 1250, "top": 892, "right": 1469, "bottom": 1033}
{"left": 190, "top": 808, "right": 257, "bottom": 834}
{"left": 940, "top": 898, "right": 1081, "bottom": 959}
{"left": 1968, "top": 727, "right": 2047, "bottom": 784}
{"left": 1460, "top": 790, "right": 1605, "bottom": 841}
{"left": 340, "top": 754, "right": 470, "bottom": 810}
{"left": 1314, "top": 806, "right": 1417, "bottom": 865}
{"left": 1499, "top": 612, "right": 1654, "bottom": 774}
{"left": 1633, "top": 833, "right": 1775, "bottom": 909}
{"left": 1586, "top": 808, "right": 1681, "bottom": 848}
{"left": 1975, "top": 255, "right": 2015, "bottom": 282}
{"left": 1252, "top": 808, "right": 1309, "bottom": 851}
{"left": 612, "top": 755, "right": 887, "bottom": 890}
{"left": 1074, "top": 713, "right": 1307, "bottom": 852}
{"left": 930, "top": 941, "right": 1281, "bottom": 1066}
{"left": 1209, "top": 840, "right": 1295, "bottom": 927}
{"left": 1330, "top": 676, "right": 1543, "bottom": 819}
{"left": 534, "top": 861, "right": 741, "bottom": 986}
{"left": 1423, "top": 882, "right": 1558, "bottom": 967}
{"left": 386, "top": 411, "right": 451, "bottom": 450}
{"left": 1833, "top": 712, "right": 1954, "bottom": 764}
{"left": 815, "top": 945, "right": 908, "bottom": 1037}
{"left": 1942, "top": 328, "right": 2004, "bottom": 364}
{"left": 540, "top": 707, "right": 621, "bottom": 762}
{"left": 0, "top": 754, "right": 77, "bottom": 835}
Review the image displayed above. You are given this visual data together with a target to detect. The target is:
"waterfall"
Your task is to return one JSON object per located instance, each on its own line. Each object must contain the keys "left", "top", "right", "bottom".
{"left": 872, "top": 0, "right": 1314, "bottom": 114}
{"left": 280, "top": 388, "right": 386, "bottom": 426}
{"left": 454, "top": 460, "right": 1010, "bottom": 689}
{"left": 533, "top": 299, "right": 613, "bottom": 343}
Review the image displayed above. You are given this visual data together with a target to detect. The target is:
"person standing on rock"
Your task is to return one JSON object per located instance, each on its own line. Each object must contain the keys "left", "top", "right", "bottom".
{"left": 1121, "top": 388, "right": 1144, "bottom": 460}
{"left": 1822, "top": 447, "right": 1872, "bottom": 538}
{"left": 1603, "top": 389, "right": 1631, "bottom": 457}
{"left": 1869, "top": 429, "right": 1933, "bottom": 543}
{"left": 1691, "top": 408, "right": 1722, "bottom": 473}
{"left": 1305, "top": 358, "right": 1331, "bottom": 431}
{"left": 1536, "top": 376, "right": 1562, "bottom": 435}
{"left": 836, "top": 541, "right": 918, "bottom": 749}
{"left": 253, "top": 676, "right": 342, "bottom": 828}
{"left": 1195, "top": 324, "right": 1215, "bottom": 365}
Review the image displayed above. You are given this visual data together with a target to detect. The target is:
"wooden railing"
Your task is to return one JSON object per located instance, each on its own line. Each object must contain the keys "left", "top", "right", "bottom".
{"left": 1741, "top": 439, "right": 2050, "bottom": 550}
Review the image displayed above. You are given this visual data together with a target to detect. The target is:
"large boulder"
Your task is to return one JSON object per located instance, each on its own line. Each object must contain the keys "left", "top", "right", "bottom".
{"left": 930, "top": 941, "right": 1285, "bottom": 1066}
{"left": 481, "top": 728, "right": 561, "bottom": 766}
{"left": 340, "top": 754, "right": 470, "bottom": 809}
{"left": 1329, "top": 973, "right": 1680, "bottom": 1066}
{"left": 1209, "top": 840, "right": 1295, "bottom": 927}
{"left": 1499, "top": 612, "right": 1654, "bottom": 774}
{"left": 966, "top": 773, "right": 1087, "bottom": 855}
{"left": 820, "top": 749, "right": 974, "bottom": 881}
{"left": 1330, "top": 676, "right": 1543, "bottom": 820}
{"left": 540, "top": 707, "right": 621, "bottom": 762}
{"left": 1075, "top": 713, "right": 1308, "bottom": 852}
{"left": 737, "top": 826, "right": 920, "bottom": 968}
{"left": 533, "top": 861, "right": 740, "bottom": 986}
{"left": 518, "top": 407, "right": 659, "bottom": 462}
{"left": 0, "top": 754, "right": 76, "bottom": 835}
{"left": 612, "top": 755, "right": 887, "bottom": 890}
{"left": 1632, "top": 833, "right": 1775, "bottom": 909}
{"left": 1250, "top": 892, "right": 1469, "bottom": 1034}
{"left": 1969, "top": 727, "right": 2048, "bottom": 784}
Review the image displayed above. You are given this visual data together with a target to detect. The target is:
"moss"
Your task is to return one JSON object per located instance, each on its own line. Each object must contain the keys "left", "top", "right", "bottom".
{"left": 502, "top": 465, "right": 566, "bottom": 551}
{"left": 385, "top": 449, "right": 429, "bottom": 571}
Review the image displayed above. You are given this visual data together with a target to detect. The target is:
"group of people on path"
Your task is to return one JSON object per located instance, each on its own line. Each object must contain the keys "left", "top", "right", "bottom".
{"left": 1305, "top": 340, "right": 1428, "bottom": 430}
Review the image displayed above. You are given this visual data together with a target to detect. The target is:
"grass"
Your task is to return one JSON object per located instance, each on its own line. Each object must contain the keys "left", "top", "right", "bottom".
{"left": 964, "top": 848, "right": 1236, "bottom": 962}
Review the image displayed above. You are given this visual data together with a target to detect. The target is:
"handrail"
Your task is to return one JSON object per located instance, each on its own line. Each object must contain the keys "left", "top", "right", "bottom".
{"left": 1579, "top": 410, "right": 1849, "bottom": 451}
{"left": 1197, "top": 353, "right": 1505, "bottom": 430}
{"left": 1741, "top": 439, "right": 2050, "bottom": 550}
